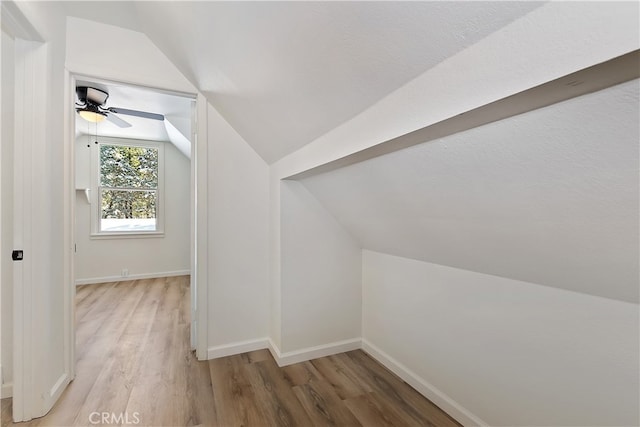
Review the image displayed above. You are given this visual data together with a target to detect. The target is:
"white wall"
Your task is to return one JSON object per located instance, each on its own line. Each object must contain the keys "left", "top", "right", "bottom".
{"left": 207, "top": 105, "right": 270, "bottom": 349}
{"left": 362, "top": 250, "right": 639, "bottom": 427}
{"left": 65, "top": 17, "right": 194, "bottom": 95}
{"left": 300, "top": 80, "right": 639, "bottom": 304}
{"left": 279, "top": 180, "right": 361, "bottom": 353}
{"left": 1, "top": 29, "right": 15, "bottom": 397}
{"left": 74, "top": 136, "right": 190, "bottom": 283}
{"left": 265, "top": 0, "right": 640, "bottom": 384}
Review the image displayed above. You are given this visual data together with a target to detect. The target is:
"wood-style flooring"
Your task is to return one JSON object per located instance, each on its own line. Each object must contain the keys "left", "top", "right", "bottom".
{"left": 1, "top": 276, "right": 460, "bottom": 426}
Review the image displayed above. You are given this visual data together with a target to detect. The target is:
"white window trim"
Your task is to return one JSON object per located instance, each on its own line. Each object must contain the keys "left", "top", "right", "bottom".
{"left": 90, "top": 136, "right": 165, "bottom": 239}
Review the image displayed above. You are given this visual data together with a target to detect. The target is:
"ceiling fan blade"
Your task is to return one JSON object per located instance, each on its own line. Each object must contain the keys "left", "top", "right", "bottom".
{"left": 108, "top": 107, "right": 165, "bottom": 121}
{"left": 106, "top": 113, "right": 132, "bottom": 128}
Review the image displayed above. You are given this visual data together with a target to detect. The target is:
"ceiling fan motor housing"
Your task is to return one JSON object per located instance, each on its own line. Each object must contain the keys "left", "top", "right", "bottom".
{"left": 76, "top": 86, "right": 109, "bottom": 106}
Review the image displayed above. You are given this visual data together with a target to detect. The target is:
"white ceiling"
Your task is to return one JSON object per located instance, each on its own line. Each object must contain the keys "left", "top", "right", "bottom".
{"left": 59, "top": 2, "right": 638, "bottom": 302}
{"left": 62, "top": 1, "right": 543, "bottom": 163}
{"left": 300, "top": 80, "right": 640, "bottom": 303}
{"left": 75, "top": 79, "right": 192, "bottom": 143}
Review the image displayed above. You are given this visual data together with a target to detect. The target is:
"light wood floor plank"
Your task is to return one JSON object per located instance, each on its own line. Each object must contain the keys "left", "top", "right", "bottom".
{"left": 240, "top": 349, "right": 271, "bottom": 364}
{"left": 344, "top": 350, "right": 460, "bottom": 427}
{"left": 209, "top": 355, "right": 263, "bottom": 427}
{"left": 344, "top": 392, "right": 413, "bottom": 427}
{"left": 1, "top": 398, "right": 11, "bottom": 427}
{"left": 36, "top": 280, "right": 151, "bottom": 427}
{"left": 293, "top": 378, "right": 362, "bottom": 426}
{"left": 74, "top": 281, "right": 116, "bottom": 323}
{"left": 72, "top": 279, "right": 164, "bottom": 426}
{"left": 311, "top": 355, "right": 371, "bottom": 400}
{"left": 1, "top": 276, "right": 460, "bottom": 427}
{"left": 243, "top": 357, "right": 314, "bottom": 427}
{"left": 282, "top": 360, "right": 322, "bottom": 387}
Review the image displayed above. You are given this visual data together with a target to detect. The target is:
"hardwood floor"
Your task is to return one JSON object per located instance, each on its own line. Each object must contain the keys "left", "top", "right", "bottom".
{"left": 1, "top": 276, "right": 460, "bottom": 426}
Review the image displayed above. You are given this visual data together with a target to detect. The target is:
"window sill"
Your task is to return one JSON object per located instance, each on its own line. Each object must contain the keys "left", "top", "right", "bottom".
{"left": 90, "top": 232, "right": 165, "bottom": 240}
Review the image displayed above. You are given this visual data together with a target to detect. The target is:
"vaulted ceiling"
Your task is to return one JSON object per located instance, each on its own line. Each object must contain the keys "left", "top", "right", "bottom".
{"left": 60, "top": 1, "right": 543, "bottom": 163}
{"left": 33, "top": 1, "right": 638, "bottom": 302}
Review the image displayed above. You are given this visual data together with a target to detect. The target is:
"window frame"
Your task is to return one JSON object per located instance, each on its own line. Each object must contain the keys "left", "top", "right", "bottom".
{"left": 90, "top": 137, "right": 165, "bottom": 239}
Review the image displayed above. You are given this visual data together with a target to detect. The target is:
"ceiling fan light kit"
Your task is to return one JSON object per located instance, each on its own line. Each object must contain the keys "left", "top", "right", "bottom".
{"left": 78, "top": 106, "right": 107, "bottom": 123}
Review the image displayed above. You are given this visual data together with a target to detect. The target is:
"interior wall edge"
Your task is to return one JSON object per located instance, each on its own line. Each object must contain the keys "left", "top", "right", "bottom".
{"left": 288, "top": 50, "right": 640, "bottom": 181}
{"left": 364, "top": 249, "right": 639, "bottom": 306}
{"left": 267, "top": 338, "right": 361, "bottom": 368}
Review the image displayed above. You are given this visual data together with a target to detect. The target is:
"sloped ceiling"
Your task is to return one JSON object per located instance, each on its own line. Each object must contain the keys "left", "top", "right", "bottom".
{"left": 60, "top": 1, "right": 542, "bottom": 163}
{"left": 59, "top": 1, "right": 141, "bottom": 32}
{"left": 300, "top": 80, "right": 640, "bottom": 303}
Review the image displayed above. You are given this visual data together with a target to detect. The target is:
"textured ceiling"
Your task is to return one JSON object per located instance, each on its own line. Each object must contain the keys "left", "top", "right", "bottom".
{"left": 118, "top": 1, "right": 542, "bottom": 163}
{"left": 300, "top": 80, "right": 640, "bottom": 303}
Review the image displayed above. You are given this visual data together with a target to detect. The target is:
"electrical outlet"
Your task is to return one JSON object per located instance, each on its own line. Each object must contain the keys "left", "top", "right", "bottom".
{"left": 121, "top": 269, "right": 129, "bottom": 277}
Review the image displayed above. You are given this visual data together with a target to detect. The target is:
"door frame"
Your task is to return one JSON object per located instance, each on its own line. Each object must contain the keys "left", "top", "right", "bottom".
{"left": 64, "top": 71, "right": 209, "bottom": 360}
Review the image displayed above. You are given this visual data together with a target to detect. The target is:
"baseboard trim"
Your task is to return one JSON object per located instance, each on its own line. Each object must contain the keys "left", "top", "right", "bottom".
{"left": 268, "top": 338, "right": 361, "bottom": 367}
{"left": 204, "top": 335, "right": 486, "bottom": 426}
{"left": 75, "top": 270, "right": 190, "bottom": 286}
{"left": 361, "top": 339, "right": 487, "bottom": 427}
{"left": 207, "top": 338, "right": 269, "bottom": 359}
{"left": 1, "top": 382, "right": 12, "bottom": 398}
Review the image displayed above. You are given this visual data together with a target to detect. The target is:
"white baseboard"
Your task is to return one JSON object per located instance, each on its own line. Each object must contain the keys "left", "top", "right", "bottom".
{"left": 206, "top": 337, "right": 360, "bottom": 367}
{"left": 75, "top": 270, "right": 190, "bottom": 286}
{"left": 268, "top": 338, "right": 361, "bottom": 367}
{"left": 361, "top": 339, "right": 487, "bottom": 427}
{"left": 207, "top": 338, "right": 269, "bottom": 359}
{"left": 1, "top": 382, "right": 12, "bottom": 398}
{"left": 204, "top": 336, "right": 485, "bottom": 426}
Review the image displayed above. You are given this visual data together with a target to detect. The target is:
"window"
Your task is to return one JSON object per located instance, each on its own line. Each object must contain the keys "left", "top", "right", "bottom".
{"left": 92, "top": 139, "right": 164, "bottom": 237}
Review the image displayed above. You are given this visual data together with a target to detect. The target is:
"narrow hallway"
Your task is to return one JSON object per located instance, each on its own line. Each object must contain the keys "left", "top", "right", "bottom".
{"left": 1, "top": 276, "right": 457, "bottom": 426}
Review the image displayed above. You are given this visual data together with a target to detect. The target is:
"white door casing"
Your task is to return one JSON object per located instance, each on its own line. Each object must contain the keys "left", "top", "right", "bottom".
{"left": 190, "top": 98, "right": 197, "bottom": 350}
{"left": 195, "top": 93, "right": 208, "bottom": 360}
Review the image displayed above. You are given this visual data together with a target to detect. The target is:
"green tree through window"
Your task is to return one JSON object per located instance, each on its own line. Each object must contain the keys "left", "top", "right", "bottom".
{"left": 99, "top": 144, "right": 159, "bottom": 231}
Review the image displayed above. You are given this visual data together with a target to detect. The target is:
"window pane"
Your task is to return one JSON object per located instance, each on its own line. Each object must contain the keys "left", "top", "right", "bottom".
{"left": 100, "top": 189, "right": 157, "bottom": 232}
{"left": 100, "top": 145, "right": 158, "bottom": 188}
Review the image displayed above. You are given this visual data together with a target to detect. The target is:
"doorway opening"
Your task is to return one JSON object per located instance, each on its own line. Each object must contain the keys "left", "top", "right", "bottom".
{"left": 71, "top": 75, "right": 198, "bottom": 325}
{"left": 67, "top": 76, "right": 200, "bottom": 421}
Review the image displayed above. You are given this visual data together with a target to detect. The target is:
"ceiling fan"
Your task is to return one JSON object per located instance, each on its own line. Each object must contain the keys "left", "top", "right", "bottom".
{"left": 75, "top": 86, "right": 164, "bottom": 128}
